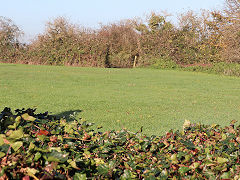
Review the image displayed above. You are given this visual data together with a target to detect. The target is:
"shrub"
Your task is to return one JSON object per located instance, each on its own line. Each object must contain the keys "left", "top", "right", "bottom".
{"left": 151, "top": 56, "right": 180, "bottom": 69}
{"left": 0, "top": 107, "right": 239, "bottom": 179}
{"left": 179, "top": 62, "right": 240, "bottom": 76}
{"left": 98, "top": 21, "right": 140, "bottom": 68}
{"left": 28, "top": 17, "right": 102, "bottom": 66}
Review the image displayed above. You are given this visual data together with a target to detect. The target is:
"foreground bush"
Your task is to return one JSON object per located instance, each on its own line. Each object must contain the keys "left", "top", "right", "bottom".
{"left": 0, "top": 108, "right": 239, "bottom": 179}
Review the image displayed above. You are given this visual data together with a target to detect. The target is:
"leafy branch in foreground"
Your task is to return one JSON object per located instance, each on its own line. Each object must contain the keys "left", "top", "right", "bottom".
{"left": 0, "top": 107, "right": 239, "bottom": 179}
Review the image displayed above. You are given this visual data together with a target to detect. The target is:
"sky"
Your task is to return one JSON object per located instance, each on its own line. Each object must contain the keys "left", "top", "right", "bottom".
{"left": 1, "top": 0, "right": 225, "bottom": 42}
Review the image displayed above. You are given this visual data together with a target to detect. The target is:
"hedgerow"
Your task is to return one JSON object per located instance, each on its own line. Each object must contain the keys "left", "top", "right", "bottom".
{"left": 1, "top": 0, "right": 240, "bottom": 69}
{"left": 0, "top": 107, "right": 239, "bottom": 179}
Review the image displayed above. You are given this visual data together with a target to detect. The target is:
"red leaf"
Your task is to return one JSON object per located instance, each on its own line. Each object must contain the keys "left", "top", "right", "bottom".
{"left": 36, "top": 130, "right": 49, "bottom": 136}
{"left": 22, "top": 176, "right": 30, "bottom": 180}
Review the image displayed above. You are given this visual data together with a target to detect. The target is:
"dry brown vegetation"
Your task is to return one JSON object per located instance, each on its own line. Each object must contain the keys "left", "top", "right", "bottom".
{"left": 0, "top": 0, "right": 239, "bottom": 68}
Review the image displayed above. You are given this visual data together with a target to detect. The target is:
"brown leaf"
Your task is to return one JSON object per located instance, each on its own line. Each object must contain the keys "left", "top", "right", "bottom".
{"left": 83, "top": 132, "right": 91, "bottom": 140}
{"left": 22, "top": 176, "right": 30, "bottom": 180}
{"left": 3, "top": 138, "right": 10, "bottom": 145}
{"left": 44, "top": 162, "right": 58, "bottom": 173}
{"left": 64, "top": 144, "right": 69, "bottom": 149}
{"left": 0, "top": 173, "right": 8, "bottom": 180}
{"left": 236, "top": 137, "right": 240, "bottom": 143}
{"left": 50, "top": 136, "right": 58, "bottom": 143}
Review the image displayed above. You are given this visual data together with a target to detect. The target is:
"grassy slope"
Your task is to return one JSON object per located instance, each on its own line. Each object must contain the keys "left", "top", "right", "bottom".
{"left": 1, "top": 63, "right": 240, "bottom": 135}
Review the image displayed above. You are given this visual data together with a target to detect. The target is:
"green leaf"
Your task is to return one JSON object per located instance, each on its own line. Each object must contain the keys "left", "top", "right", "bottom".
{"left": 170, "top": 154, "right": 178, "bottom": 164}
{"left": 183, "top": 155, "right": 191, "bottom": 163}
{"left": 8, "top": 116, "right": 21, "bottom": 129}
{"left": 190, "top": 162, "right": 200, "bottom": 169}
{"left": 11, "top": 141, "right": 23, "bottom": 152}
{"left": 28, "top": 142, "right": 35, "bottom": 151}
{"left": 21, "top": 113, "right": 36, "bottom": 121}
{"left": 15, "top": 116, "right": 22, "bottom": 122}
{"left": 3, "top": 116, "right": 15, "bottom": 128}
{"left": 220, "top": 172, "right": 231, "bottom": 179}
{"left": 94, "top": 158, "right": 105, "bottom": 166}
{"left": 144, "top": 175, "right": 156, "bottom": 180}
{"left": 57, "top": 135, "right": 63, "bottom": 142}
{"left": 180, "top": 140, "right": 195, "bottom": 150}
{"left": 161, "top": 169, "right": 168, "bottom": 177}
{"left": 45, "top": 155, "right": 60, "bottom": 162}
{"left": 0, "top": 144, "right": 11, "bottom": 154}
{"left": 8, "top": 123, "right": 17, "bottom": 129}
{"left": 178, "top": 166, "right": 190, "bottom": 175}
{"left": 35, "top": 147, "right": 49, "bottom": 153}
{"left": 45, "top": 151, "right": 69, "bottom": 163}
{"left": 7, "top": 129, "right": 24, "bottom": 141}
{"left": 0, "top": 152, "right": 5, "bottom": 158}
{"left": 49, "top": 147, "right": 61, "bottom": 152}
{"left": 97, "top": 164, "right": 109, "bottom": 176}
{"left": 0, "top": 166, "right": 6, "bottom": 177}
{"left": 230, "top": 119, "right": 237, "bottom": 125}
{"left": 26, "top": 167, "right": 39, "bottom": 178}
{"left": 64, "top": 124, "right": 74, "bottom": 134}
{"left": 205, "top": 148, "right": 210, "bottom": 154}
{"left": 183, "top": 119, "right": 191, "bottom": 129}
{"left": 37, "top": 135, "right": 47, "bottom": 141}
{"left": 73, "top": 173, "right": 87, "bottom": 180}
{"left": 34, "top": 152, "right": 41, "bottom": 161}
{"left": 0, "top": 134, "right": 5, "bottom": 146}
{"left": 211, "top": 124, "right": 218, "bottom": 128}
{"left": 222, "top": 133, "right": 227, "bottom": 140}
{"left": 120, "top": 169, "right": 132, "bottom": 180}
{"left": 217, "top": 157, "right": 228, "bottom": 164}
{"left": 67, "top": 159, "right": 79, "bottom": 169}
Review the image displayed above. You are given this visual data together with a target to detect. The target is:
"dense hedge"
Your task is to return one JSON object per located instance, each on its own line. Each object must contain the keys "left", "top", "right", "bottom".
{"left": 0, "top": 0, "right": 239, "bottom": 68}
{"left": 0, "top": 107, "right": 239, "bottom": 179}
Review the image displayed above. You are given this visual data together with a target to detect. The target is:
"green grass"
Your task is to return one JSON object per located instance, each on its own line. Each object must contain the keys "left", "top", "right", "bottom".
{"left": 1, "top": 63, "right": 240, "bottom": 135}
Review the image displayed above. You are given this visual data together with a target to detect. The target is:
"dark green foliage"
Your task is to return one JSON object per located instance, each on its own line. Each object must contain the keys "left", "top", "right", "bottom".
{"left": 0, "top": 108, "right": 239, "bottom": 179}
{"left": 181, "top": 62, "right": 240, "bottom": 76}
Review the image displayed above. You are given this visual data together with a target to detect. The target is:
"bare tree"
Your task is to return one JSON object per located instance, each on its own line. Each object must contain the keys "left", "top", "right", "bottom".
{"left": 0, "top": 16, "right": 22, "bottom": 45}
{"left": 221, "top": 0, "right": 240, "bottom": 62}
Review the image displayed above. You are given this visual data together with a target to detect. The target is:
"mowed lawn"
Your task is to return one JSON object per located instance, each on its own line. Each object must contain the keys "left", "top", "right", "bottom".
{"left": 1, "top": 63, "right": 240, "bottom": 135}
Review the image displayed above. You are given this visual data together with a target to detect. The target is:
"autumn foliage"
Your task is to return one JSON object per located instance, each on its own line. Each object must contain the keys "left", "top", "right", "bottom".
{"left": 0, "top": 0, "right": 239, "bottom": 68}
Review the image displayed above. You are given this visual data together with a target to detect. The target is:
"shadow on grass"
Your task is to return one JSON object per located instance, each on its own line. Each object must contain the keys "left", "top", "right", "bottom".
{"left": 54, "top": 109, "right": 82, "bottom": 122}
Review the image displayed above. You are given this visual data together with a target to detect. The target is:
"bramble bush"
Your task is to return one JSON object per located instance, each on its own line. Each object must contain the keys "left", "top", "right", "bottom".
{"left": 0, "top": 107, "right": 239, "bottom": 179}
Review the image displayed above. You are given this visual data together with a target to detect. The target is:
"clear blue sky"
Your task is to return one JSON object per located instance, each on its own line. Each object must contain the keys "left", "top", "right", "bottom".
{"left": 1, "top": 0, "right": 225, "bottom": 41}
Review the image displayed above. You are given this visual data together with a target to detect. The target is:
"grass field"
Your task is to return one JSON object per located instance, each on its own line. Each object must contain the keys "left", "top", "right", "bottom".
{"left": 1, "top": 63, "right": 240, "bottom": 135}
